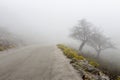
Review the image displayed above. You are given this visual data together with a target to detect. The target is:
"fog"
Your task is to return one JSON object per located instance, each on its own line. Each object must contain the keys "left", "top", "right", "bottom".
{"left": 0, "top": 0, "right": 120, "bottom": 60}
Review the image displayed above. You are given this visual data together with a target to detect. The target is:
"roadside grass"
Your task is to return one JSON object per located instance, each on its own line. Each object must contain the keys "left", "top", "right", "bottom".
{"left": 57, "top": 44, "right": 99, "bottom": 67}
{"left": 57, "top": 44, "right": 120, "bottom": 80}
{"left": 0, "top": 45, "right": 15, "bottom": 51}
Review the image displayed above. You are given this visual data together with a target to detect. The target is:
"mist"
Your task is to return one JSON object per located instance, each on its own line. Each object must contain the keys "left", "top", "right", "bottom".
{"left": 0, "top": 0, "right": 120, "bottom": 66}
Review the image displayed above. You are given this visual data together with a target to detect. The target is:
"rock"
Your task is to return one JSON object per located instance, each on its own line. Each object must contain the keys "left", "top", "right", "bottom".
{"left": 86, "top": 65, "right": 100, "bottom": 74}
{"left": 70, "top": 58, "right": 77, "bottom": 64}
{"left": 70, "top": 57, "right": 110, "bottom": 80}
{"left": 99, "top": 72, "right": 110, "bottom": 80}
{"left": 78, "top": 60, "right": 89, "bottom": 64}
{"left": 72, "top": 63, "right": 81, "bottom": 70}
{"left": 78, "top": 69, "right": 85, "bottom": 78}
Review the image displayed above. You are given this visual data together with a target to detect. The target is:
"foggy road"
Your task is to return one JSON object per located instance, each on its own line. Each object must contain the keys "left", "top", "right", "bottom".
{"left": 0, "top": 45, "right": 82, "bottom": 80}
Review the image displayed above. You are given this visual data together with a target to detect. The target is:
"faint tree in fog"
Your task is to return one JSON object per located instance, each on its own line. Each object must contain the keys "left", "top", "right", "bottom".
{"left": 0, "top": 27, "right": 22, "bottom": 49}
{"left": 0, "top": 27, "right": 10, "bottom": 48}
{"left": 70, "top": 19, "right": 94, "bottom": 53}
{"left": 87, "top": 30, "right": 115, "bottom": 58}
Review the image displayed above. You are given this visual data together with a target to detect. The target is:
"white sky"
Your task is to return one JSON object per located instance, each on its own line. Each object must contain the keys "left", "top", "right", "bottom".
{"left": 0, "top": 0, "right": 120, "bottom": 45}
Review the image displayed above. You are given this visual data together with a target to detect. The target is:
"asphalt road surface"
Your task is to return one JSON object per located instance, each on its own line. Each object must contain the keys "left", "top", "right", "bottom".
{"left": 0, "top": 45, "right": 82, "bottom": 80}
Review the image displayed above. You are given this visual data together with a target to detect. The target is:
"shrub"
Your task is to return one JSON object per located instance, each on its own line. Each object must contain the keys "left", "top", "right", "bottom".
{"left": 117, "top": 76, "right": 120, "bottom": 80}
{"left": 0, "top": 46, "right": 5, "bottom": 51}
{"left": 89, "top": 61, "right": 99, "bottom": 67}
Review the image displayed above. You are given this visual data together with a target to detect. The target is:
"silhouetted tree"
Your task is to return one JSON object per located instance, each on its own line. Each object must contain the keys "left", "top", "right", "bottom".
{"left": 87, "top": 30, "right": 115, "bottom": 58}
{"left": 0, "top": 27, "right": 22, "bottom": 50}
{"left": 70, "top": 19, "right": 94, "bottom": 53}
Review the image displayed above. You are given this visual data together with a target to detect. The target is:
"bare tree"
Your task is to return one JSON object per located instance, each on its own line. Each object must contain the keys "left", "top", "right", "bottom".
{"left": 0, "top": 27, "right": 10, "bottom": 48}
{"left": 70, "top": 19, "right": 94, "bottom": 52}
{"left": 87, "top": 30, "right": 115, "bottom": 58}
{"left": 0, "top": 27, "right": 22, "bottom": 50}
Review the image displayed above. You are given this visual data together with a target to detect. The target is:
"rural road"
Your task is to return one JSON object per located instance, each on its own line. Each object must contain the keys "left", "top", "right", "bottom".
{"left": 0, "top": 45, "right": 82, "bottom": 80}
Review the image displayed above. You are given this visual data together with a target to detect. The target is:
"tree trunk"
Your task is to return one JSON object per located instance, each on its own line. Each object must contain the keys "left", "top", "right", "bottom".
{"left": 79, "top": 41, "right": 85, "bottom": 53}
{"left": 96, "top": 50, "right": 101, "bottom": 58}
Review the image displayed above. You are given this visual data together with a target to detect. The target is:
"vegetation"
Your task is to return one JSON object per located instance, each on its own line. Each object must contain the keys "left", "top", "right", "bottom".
{"left": 57, "top": 44, "right": 85, "bottom": 60}
{"left": 70, "top": 19, "right": 115, "bottom": 58}
{"left": 69, "top": 19, "right": 120, "bottom": 79}
{"left": 57, "top": 44, "right": 99, "bottom": 67}
{"left": 87, "top": 30, "right": 115, "bottom": 58}
{"left": 57, "top": 44, "right": 113, "bottom": 80}
{"left": 57, "top": 44, "right": 120, "bottom": 80}
{"left": 89, "top": 61, "right": 99, "bottom": 67}
{"left": 70, "top": 19, "right": 94, "bottom": 52}
{"left": 0, "top": 46, "right": 5, "bottom": 51}
{"left": 0, "top": 27, "right": 21, "bottom": 51}
{"left": 117, "top": 76, "right": 120, "bottom": 80}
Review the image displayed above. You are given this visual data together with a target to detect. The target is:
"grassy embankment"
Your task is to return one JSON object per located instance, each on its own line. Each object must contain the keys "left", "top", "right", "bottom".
{"left": 57, "top": 44, "right": 120, "bottom": 80}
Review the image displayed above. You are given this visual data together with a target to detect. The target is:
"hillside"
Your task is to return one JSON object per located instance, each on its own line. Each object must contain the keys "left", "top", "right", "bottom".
{"left": 0, "top": 27, "right": 23, "bottom": 51}
{"left": 57, "top": 44, "right": 120, "bottom": 80}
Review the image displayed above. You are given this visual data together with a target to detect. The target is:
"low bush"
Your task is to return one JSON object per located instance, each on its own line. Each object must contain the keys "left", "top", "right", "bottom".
{"left": 117, "top": 76, "right": 120, "bottom": 80}
{"left": 86, "top": 58, "right": 99, "bottom": 67}
{"left": 0, "top": 46, "right": 5, "bottom": 51}
{"left": 89, "top": 61, "right": 99, "bottom": 68}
